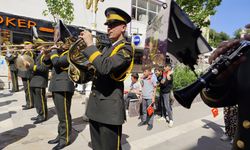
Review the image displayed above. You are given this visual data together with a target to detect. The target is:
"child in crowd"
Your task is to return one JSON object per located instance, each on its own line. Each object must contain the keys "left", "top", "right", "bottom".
{"left": 138, "top": 65, "right": 157, "bottom": 131}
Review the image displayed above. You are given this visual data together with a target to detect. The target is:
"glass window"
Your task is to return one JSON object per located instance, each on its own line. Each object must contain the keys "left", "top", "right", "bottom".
{"left": 132, "top": 0, "right": 136, "bottom": 6}
{"left": 132, "top": 0, "right": 163, "bottom": 22}
{"left": 137, "top": 8, "right": 147, "bottom": 22}
{"left": 132, "top": 7, "right": 136, "bottom": 20}
{"left": 148, "top": 12, "right": 156, "bottom": 21}
{"left": 158, "top": 5, "right": 162, "bottom": 12}
{"left": 138, "top": 0, "right": 147, "bottom": 9}
{"left": 149, "top": 2, "right": 157, "bottom": 11}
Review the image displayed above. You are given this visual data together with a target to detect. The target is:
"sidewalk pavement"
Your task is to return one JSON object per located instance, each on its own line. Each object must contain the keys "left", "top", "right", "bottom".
{"left": 0, "top": 89, "right": 231, "bottom": 150}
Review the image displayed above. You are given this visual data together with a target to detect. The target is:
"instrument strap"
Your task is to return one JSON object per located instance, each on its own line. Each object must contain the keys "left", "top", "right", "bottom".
{"left": 110, "top": 42, "right": 135, "bottom": 82}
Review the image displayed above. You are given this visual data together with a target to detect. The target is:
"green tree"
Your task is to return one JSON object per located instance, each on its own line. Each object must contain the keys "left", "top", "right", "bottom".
{"left": 43, "top": 0, "right": 74, "bottom": 24}
{"left": 233, "top": 28, "right": 242, "bottom": 39}
{"left": 176, "top": 0, "right": 222, "bottom": 28}
{"left": 209, "top": 29, "right": 230, "bottom": 47}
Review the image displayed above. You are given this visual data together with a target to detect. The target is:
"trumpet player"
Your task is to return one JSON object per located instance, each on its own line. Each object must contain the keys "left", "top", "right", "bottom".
{"left": 18, "top": 41, "right": 35, "bottom": 110}
{"left": 79, "top": 7, "right": 134, "bottom": 150}
{"left": 5, "top": 48, "right": 19, "bottom": 92}
{"left": 43, "top": 41, "right": 74, "bottom": 150}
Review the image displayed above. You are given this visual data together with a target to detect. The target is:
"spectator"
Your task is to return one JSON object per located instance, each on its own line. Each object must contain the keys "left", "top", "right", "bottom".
{"left": 155, "top": 64, "right": 174, "bottom": 127}
{"left": 138, "top": 65, "right": 157, "bottom": 131}
{"left": 124, "top": 73, "right": 141, "bottom": 109}
{"left": 220, "top": 106, "right": 238, "bottom": 144}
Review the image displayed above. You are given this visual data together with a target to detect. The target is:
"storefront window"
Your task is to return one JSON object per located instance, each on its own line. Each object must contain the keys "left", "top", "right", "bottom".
{"left": 0, "top": 29, "right": 12, "bottom": 45}
{"left": 132, "top": 0, "right": 162, "bottom": 23}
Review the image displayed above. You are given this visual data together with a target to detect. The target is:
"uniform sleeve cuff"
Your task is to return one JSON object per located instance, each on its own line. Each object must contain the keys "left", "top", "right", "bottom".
{"left": 33, "top": 65, "right": 37, "bottom": 71}
{"left": 82, "top": 45, "right": 101, "bottom": 63}
{"left": 82, "top": 45, "right": 98, "bottom": 57}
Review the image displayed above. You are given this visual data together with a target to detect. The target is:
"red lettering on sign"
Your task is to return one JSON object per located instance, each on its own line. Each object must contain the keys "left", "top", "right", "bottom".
{"left": 18, "top": 19, "right": 27, "bottom": 28}
{"left": 28, "top": 20, "right": 36, "bottom": 28}
{"left": 6, "top": 17, "right": 16, "bottom": 27}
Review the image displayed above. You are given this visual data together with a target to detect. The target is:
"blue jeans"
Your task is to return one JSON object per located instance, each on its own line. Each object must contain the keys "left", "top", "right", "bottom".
{"left": 141, "top": 98, "right": 154, "bottom": 125}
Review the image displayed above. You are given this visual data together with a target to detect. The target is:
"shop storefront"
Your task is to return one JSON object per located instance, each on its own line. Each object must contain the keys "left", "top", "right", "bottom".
{"left": 0, "top": 11, "right": 110, "bottom": 46}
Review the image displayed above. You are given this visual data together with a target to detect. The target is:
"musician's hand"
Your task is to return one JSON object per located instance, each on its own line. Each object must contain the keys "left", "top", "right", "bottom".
{"left": 152, "top": 97, "right": 155, "bottom": 104}
{"left": 50, "top": 44, "right": 59, "bottom": 50}
{"left": 79, "top": 30, "right": 93, "bottom": 47}
{"left": 209, "top": 40, "right": 246, "bottom": 81}
{"left": 42, "top": 47, "right": 49, "bottom": 55}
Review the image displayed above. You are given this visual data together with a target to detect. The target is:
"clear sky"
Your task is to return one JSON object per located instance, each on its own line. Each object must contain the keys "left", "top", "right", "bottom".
{"left": 210, "top": 0, "right": 250, "bottom": 37}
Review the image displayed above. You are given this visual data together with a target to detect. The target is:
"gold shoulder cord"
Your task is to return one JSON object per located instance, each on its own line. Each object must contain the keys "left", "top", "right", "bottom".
{"left": 110, "top": 42, "right": 135, "bottom": 82}
{"left": 60, "top": 50, "right": 69, "bottom": 71}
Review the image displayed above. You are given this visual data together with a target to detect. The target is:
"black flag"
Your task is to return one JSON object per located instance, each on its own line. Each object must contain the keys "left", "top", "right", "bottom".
{"left": 144, "top": 0, "right": 212, "bottom": 70}
{"left": 54, "top": 19, "right": 73, "bottom": 43}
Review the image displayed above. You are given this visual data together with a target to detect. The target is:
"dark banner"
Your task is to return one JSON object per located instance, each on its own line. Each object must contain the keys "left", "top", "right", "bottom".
{"left": 143, "top": 0, "right": 211, "bottom": 69}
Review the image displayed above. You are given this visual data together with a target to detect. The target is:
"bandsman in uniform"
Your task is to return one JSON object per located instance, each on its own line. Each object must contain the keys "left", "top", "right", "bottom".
{"left": 23, "top": 44, "right": 49, "bottom": 124}
{"left": 200, "top": 24, "right": 250, "bottom": 150}
{"left": 43, "top": 40, "right": 74, "bottom": 150}
{"left": 18, "top": 41, "right": 35, "bottom": 110}
{"left": 5, "top": 48, "right": 19, "bottom": 92}
{"left": 79, "top": 7, "right": 134, "bottom": 150}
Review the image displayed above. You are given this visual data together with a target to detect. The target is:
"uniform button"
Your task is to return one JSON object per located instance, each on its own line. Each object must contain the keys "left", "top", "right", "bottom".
{"left": 243, "top": 120, "right": 250, "bottom": 129}
{"left": 93, "top": 85, "right": 96, "bottom": 88}
{"left": 92, "top": 92, "right": 96, "bottom": 97}
{"left": 236, "top": 140, "right": 245, "bottom": 149}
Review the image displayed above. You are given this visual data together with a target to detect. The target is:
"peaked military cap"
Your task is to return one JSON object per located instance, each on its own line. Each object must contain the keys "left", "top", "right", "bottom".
{"left": 104, "top": 7, "right": 131, "bottom": 25}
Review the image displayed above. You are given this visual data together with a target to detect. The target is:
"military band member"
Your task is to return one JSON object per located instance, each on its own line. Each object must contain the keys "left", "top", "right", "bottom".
{"left": 24, "top": 45, "right": 49, "bottom": 124}
{"left": 5, "top": 49, "right": 19, "bottom": 92}
{"left": 43, "top": 42, "right": 74, "bottom": 150}
{"left": 18, "top": 41, "right": 35, "bottom": 110}
{"left": 79, "top": 7, "right": 134, "bottom": 150}
{"left": 200, "top": 24, "right": 250, "bottom": 150}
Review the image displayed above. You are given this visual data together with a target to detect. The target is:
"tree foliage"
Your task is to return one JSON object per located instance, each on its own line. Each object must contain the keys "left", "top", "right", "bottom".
{"left": 176, "top": 0, "right": 222, "bottom": 28}
{"left": 233, "top": 28, "right": 250, "bottom": 39}
{"left": 173, "top": 64, "right": 197, "bottom": 90}
{"left": 233, "top": 28, "right": 242, "bottom": 39}
{"left": 43, "top": 0, "right": 74, "bottom": 24}
{"left": 209, "top": 29, "right": 230, "bottom": 48}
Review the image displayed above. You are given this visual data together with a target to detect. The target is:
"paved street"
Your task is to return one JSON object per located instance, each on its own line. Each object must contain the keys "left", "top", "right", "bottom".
{"left": 0, "top": 86, "right": 232, "bottom": 150}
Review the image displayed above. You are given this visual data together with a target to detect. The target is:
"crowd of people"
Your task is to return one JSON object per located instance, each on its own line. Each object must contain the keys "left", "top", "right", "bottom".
{"left": 2, "top": 5, "right": 250, "bottom": 150}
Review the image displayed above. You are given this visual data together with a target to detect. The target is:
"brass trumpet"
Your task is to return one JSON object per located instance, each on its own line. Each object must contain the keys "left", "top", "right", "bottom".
{"left": 34, "top": 41, "right": 64, "bottom": 46}
{"left": 0, "top": 45, "right": 25, "bottom": 48}
{"left": 67, "top": 34, "right": 111, "bottom": 84}
{"left": 68, "top": 39, "right": 95, "bottom": 84}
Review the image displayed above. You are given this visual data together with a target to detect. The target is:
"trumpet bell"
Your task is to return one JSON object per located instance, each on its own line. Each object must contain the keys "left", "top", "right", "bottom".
{"left": 15, "top": 55, "right": 34, "bottom": 71}
{"left": 68, "top": 39, "right": 95, "bottom": 84}
{"left": 68, "top": 63, "right": 95, "bottom": 84}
